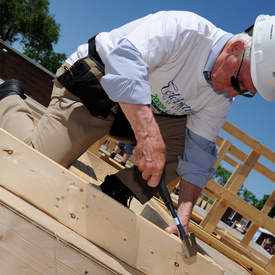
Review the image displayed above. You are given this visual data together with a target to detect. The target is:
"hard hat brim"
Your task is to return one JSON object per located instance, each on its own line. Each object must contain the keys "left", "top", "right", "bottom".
{"left": 251, "top": 15, "right": 275, "bottom": 102}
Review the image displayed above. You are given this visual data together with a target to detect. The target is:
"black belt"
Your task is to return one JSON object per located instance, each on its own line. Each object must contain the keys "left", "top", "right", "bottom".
{"left": 88, "top": 36, "right": 104, "bottom": 68}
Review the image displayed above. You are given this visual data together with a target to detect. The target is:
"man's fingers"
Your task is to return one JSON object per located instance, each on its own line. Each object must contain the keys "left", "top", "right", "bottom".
{"left": 141, "top": 170, "right": 162, "bottom": 187}
{"left": 147, "top": 173, "right": 161, "bottom": 187}
{"left": 141, "top": 171, "right": 151, "bottom": 181}
{"left": 165, "top": 225, "right": 179, "bottom": 236}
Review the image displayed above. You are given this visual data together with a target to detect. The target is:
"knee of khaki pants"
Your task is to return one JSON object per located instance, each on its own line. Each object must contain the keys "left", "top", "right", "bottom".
{"left": 0, "top": 95, "right": 34, "bottom": 144}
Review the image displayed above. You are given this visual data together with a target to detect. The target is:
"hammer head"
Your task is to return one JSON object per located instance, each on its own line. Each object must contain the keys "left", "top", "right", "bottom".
{"left": 180, "top": 232, "right": 197, "bottom": 258}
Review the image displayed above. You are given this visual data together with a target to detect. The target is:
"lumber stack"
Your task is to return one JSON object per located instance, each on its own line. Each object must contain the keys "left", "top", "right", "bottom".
{"left": 0, "top": 128, "right": 224, "bottom": 275}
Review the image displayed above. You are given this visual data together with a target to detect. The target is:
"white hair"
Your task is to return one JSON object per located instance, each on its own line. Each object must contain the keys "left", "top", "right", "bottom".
{"left": 230, "top": 33, "right": 252, "bottom": 60}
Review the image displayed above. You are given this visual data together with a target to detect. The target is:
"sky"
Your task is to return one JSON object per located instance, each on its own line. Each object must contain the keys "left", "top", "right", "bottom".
{"left": 35, "top": 1, "right": 275, "bottom": 200}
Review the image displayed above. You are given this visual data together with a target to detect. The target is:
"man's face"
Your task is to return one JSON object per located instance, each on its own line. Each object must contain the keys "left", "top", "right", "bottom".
{"left": 211, "top": 47, "right": 257, "bottom": 98}
{"left": 264, "top": 241, "right": 272, "bottom": 250}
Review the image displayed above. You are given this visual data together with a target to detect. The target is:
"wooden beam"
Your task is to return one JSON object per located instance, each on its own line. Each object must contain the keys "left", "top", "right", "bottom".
{"left": 222, "top": 121, "right": 275, "bottom": 164}
{"left": 200, "top": 151, "right": 260, "bottom": 234}
{"left": 199, "top": 165, "right": 241, "bottom": 229}
{"left": 0, "top": 128, "right": 224, "bottom": 275}
{"left": 88, "top": 135, "right": 108, "bottom": 155}
{"left": 214, "top": 139, "right": 232, "bottom": 169}
{"left": 153, "top": 198, "right": 270, "bottom": 275}
{"left": 228, "top": 150, "right": 260, "bottom": 194}
{"left": 205, "top": 180, "right": 275, "bottom": 234}
{"left": 216, "top": 136, "right": 275, "bottom": 183}
{"left": 85, "top": 151, "right": 118, "bottom": 183}
{"left": 265, "top": 254, "right": 275, "bottom": 274}
{"left": 241, "top": 189, "right": 275, "bottom": 246}
{"left": 0, "top": 187, "right": 142, "bottom": 275}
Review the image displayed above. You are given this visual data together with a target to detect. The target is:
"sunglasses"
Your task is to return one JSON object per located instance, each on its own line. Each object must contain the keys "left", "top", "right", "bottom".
{"left": 230, "top": 50, "right": 255, "bottom": 98}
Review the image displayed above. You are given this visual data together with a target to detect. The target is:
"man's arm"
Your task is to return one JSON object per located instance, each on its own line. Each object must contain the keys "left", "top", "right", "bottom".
{"left": 165, "top": 179, "right": 202, "bottom": 235}
{"left": 167, "top": 128, "right": 217, "bottom": 235}
{"left": 119, "top": 102, "right": 166, "bottom": 187}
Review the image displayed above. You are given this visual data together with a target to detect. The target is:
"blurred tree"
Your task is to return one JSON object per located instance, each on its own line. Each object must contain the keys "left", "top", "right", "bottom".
{"left": 213, "top": 165, "right": 245, "bottom": 196}
{"left": 213, "top": 165, "right": 232, "bottom": 186}
{"left": 240, "top": 188, "right": 258, "bottom": 206}
{"left": 213, "top": 166, "right": 274, "bottom": 218}
{"left": 0, "top": 0, "right": 67, "bottom": 73}
{"left": 255, "top": 194, "right": 275, "bottom": 218}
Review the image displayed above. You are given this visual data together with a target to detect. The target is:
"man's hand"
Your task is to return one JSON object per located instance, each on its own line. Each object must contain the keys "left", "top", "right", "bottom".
{"left": 165, "top": 179, "right": 202, "bottom": 235}
{"left": 119, "top": 103, "right": 166, "bottom": 187}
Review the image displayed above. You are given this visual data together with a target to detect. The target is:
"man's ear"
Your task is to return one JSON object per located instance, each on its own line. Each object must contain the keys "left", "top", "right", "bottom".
{"left": 226, "top": 40, "right": 244, "bottom": 55}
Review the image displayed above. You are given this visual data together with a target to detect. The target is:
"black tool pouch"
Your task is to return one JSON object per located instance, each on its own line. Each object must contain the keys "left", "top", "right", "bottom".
{"left": 57, "top": 35, "right": 135, "bottom": 140}
{"left": 109, "top": 106, "right": 136, "bottom": 140}
{"left": 57, "top": 56, "right": 113, "bottom": 118}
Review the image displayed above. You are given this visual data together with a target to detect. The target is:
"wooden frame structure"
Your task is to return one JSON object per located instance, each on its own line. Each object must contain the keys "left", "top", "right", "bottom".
{"left": 0, "top": 128, "right": 224, "bottom": 275}
{"left": 201, "top": 121, "right": 275, "bottom": 274}
{"left": 1, "top": 39, "right": 274, "bottom": 274}
{"left": 0, "top": 90, "right": 274, "bottom": 274}
{"left": 87, "top": 120, "right": 275, "bottom": 274}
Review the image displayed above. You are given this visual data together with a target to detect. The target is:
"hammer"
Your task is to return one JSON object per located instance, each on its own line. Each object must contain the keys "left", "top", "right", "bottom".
{"left": 158, "top": 176, "right": 197, "bottom": 258}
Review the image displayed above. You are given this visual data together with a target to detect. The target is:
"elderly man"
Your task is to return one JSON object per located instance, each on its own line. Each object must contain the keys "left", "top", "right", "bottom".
{"left": 263, "top": 239, "right": 275, "bottom": 255}
{"left": 0, "top": 11, "right": 274, "bottom": 236}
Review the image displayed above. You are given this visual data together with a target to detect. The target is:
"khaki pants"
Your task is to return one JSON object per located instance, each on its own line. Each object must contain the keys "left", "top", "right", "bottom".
{"left": 0, "top": 64, "right": 187, "bottom": 204}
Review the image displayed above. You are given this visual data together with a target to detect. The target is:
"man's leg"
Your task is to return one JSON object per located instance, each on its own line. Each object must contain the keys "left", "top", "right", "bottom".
{"left": 120, "top": 144, "right": 134, "bottom": 166}
{"left": 0, "top": 65, "right": 116, "bottom": 168}
{"left": 109, "top": 142, "right": 125, "bottom": 159}
{"left": 30, "top": 65, "right": 116, "bottom": 168}
{"left": 0, "top": 80, "right": 35, "bottom": 145}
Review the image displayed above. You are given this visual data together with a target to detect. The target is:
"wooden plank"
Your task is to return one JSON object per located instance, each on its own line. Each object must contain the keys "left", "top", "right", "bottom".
{"left": 205, "top": 180, "right": 275, "bottom": 234}
{"left": 0, "top": 187, "right": 141, "bottom": 275}
{"left": 240, "top": 224, "right": 259, "bottom": 247}
{"left": 228, "top": 150, "right": 260, "bottom": 194}
{"left": 224, "top": 164, "right": 242, "bottom": 189}
{"left": 154, "top": 198, "right": 270, "bottom": 275}
{"left": 201, "top": 151, "right": 260, "bottom": 234}
{"left": 88, "top": 135, "right": 108, "bottom": 155}
{"left": 0, "top": 128, "right": 224, "bottom": 275}
{"left": 85, "top": 151, "right": 118, "bottom": 183}
{"left": 100, "top": 154, "right": 124, "bottom": 170}
{"left": 216, "top": 136, "right": 275, "bottom": 183}
{"left": 214, "top": 139, "right": 232, "bottom": 170}
{"left": 188, "top": 222, "right": 271, "bottom": 275}
{"left": 199, "top": 165, "right": 241, "bottom": 229}
{"left": 265, "top": 254, "right": 275, "bottom": 274}
{"left": 222, "top": 121, "right": 275, "bottom": 164}
{"left": 199, "top": 200, "right": 219, "bottom": 228}
{"left": 241, "top": 189, "right": 275, "bottom": 246}
{"left": 222, "top": 154, "right": 239, "bottom": 168}
{"left": 202, "top": 199, "right": 228, "bottom": 234}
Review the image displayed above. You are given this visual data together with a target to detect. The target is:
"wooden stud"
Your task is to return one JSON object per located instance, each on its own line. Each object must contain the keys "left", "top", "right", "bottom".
{"left": 0, "top": 187, "right": 142, "bottom": 275}
{"left": 0, "top": 128, "right": 224, "bottom": 275}
{"left": 214, "top": 139, "right": 232, "bottom": 170}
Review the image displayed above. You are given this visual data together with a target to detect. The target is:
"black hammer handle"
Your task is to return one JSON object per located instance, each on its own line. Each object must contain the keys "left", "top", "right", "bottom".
{"left": 158, "top": 177, "right": 187, "bottom": 240}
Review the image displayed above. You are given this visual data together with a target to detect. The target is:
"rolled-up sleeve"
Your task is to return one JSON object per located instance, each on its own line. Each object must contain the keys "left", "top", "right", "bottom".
{"left": 176, "top": 128, "right": 217, "bottom": 189}
{"left": 100, "top": 39, "right": 151, "bottom": 105}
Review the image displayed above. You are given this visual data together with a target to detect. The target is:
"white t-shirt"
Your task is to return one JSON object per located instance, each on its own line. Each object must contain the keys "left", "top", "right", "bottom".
{"left": 66, "top": 11, "right": 234, "bottom": 188}
{"left": 67, "top": 11, "right": 233, "bottom": 142}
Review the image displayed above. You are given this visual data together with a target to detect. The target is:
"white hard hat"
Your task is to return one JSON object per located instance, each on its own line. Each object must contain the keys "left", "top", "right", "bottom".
{"left": 251, "top": 14, "right": 275, "bottom": 102}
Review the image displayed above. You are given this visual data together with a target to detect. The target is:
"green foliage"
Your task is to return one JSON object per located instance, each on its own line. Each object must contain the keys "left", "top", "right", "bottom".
{"left": 213, "top": 165, "right": 232, "bottom": 186}
{"left": 240, "top": 188, "right": 258, "bottom": 206}
{"left": 0, "top": 0, "right": 67, "bottom": 72}
{"left": 24, "top": 46, "right": 67, "bottom": 74}
{"left": 213, "top": 166, "right": 274, "bottom": 218}
{"left": 254, "top": 194, "right": 275, "bottom": 218}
